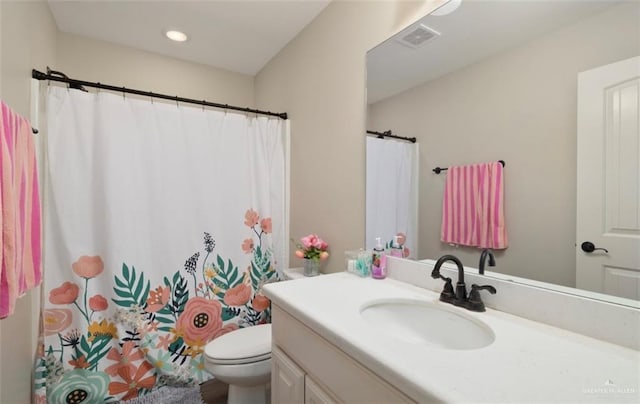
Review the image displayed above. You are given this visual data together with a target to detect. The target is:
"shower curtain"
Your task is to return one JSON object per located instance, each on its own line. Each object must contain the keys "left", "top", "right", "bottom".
{"left": 366, "top": 136, "right": 418, "bottom": 258}
{"left": 34, "top": 87, "right": 288, "bottom": 402}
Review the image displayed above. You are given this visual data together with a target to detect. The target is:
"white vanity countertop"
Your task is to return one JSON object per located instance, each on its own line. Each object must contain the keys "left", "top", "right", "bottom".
{"left": 263, "top": 272, "right": 640, "bottom": 403}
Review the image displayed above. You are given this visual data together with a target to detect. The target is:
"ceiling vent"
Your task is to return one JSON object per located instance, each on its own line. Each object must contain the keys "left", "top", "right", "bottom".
{"left": 394, "top": 24, "right": 440, "bottom": 49}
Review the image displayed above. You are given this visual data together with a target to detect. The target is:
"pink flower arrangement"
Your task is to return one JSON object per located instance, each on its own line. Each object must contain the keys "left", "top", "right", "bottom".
{"left": 293, "top": 234, "right": 329, "bottom": 262}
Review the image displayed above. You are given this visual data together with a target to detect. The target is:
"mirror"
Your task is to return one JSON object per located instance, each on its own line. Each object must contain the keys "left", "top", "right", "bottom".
{"left": 366, "top": 0, "right": 639, "bottom": 305}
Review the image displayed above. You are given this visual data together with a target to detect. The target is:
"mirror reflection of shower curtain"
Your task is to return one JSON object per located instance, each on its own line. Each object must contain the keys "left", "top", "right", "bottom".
{"left": 366, "top": 136, "right": 418, "bottom": 257}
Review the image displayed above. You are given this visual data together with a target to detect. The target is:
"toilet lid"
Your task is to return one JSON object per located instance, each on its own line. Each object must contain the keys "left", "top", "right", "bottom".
{"left": 205, "top": 324, "right": 272, "bottom": 365}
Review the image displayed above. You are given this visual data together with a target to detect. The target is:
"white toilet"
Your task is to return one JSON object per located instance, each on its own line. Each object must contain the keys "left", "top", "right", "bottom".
{"left": 204, "top": 323, "right": 272, "bottom": 404}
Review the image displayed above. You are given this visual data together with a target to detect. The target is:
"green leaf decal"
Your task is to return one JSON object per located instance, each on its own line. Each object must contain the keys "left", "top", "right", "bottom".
{"left": 172, "top": 272, "right": 189, "bottom": 316}
{"left": 80, "top": 335, "right": 91, "bottom": 356}
{"left": 77, "top": 335, "right": 112, "bottom": 370}
{"left": 112, "top": 263, "right": 151, "bottom": 308}
{"left": 86, "top": 337, "right": 112, "bottom": 370}
{"left": 249, "top": 246, "right": 277, "bottom": 291}
{"left": 154, "top": 315, "right": 174, "bottom": 324}
{"left": 154, "top": 270, "right": 188, "bottom": 322}
{"left": 114, "top": 276, "right": 127, "bottom": 289}
{"left": 222, "top": 307, "right": 241, "bottom": 321}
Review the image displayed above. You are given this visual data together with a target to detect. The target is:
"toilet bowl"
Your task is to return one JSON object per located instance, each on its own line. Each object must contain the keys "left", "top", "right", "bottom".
{"left": 204, "top": 323, "right": 272, "bottom": 404}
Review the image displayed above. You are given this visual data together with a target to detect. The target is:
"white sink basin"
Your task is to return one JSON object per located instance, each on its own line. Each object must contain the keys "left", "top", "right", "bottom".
{"left": 360, "top": 298, "right": 495, "bottom": 350}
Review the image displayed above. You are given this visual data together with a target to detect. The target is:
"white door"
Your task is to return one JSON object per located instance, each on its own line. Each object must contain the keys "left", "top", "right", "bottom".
{"left": 576, "top": 56, "right": 640, "bottom": 301}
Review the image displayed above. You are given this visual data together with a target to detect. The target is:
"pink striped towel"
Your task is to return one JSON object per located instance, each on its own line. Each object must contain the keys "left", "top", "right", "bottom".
{"left": 0, "top": 101, "right": 42, "bottom": 318}
{"left": 441, "top": 161, "right": 507, "bottom": 249}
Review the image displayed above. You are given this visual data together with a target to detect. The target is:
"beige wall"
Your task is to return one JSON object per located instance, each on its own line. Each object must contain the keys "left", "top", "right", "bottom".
{"left": 56, "top": 32, "right": 255, "bottom": 108}
{"left": 255, "top": 0, "right": 446, "bottom": 272}
{"left": 368, "top": 3, "right": 639, "bottom": 287}
{"left": 0, "top": 1, "right": 57, "bottom": 402}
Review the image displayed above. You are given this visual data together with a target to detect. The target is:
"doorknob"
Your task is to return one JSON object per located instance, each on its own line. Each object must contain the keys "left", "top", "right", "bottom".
{"left": 581, "top": 241, "right": 609, "bottom": 254}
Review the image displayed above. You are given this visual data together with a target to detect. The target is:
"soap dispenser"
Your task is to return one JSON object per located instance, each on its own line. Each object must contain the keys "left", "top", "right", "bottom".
{"left": 371, "top": 237, "right": 387, "bottom": 279}
{"left": 390, "top": 235, "right": 403, "bottom": 258}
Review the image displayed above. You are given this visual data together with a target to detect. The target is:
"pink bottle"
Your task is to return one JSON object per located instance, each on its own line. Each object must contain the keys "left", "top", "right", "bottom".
{"left": 389, "top": 235, "right": 403, "bottom": 258}
{"left": 371, "top": 237, "right": 387, "bottom": 279}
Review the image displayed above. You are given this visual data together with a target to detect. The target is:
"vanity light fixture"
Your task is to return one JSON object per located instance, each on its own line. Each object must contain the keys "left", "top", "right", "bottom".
{"left": 165, "top": 30, "right": 188, "bottom": 42}
{"left": 431, "top": 0, "right": 462, "bottom": 16}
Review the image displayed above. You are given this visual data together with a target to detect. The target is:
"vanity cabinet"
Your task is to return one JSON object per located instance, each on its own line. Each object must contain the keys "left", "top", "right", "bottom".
{"left": 272, "top": 346, "right": 305, "bottom": 403}
{"left": 270, "top": 304, "right": 413, "bottom": 404}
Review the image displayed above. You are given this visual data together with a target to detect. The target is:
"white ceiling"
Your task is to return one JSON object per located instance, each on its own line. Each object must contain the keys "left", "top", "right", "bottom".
{"left": 47, "top": 0, "right": 331, "bottom": 76}
{"left": 367, "top": 0, "right": 623, "bottom": 104}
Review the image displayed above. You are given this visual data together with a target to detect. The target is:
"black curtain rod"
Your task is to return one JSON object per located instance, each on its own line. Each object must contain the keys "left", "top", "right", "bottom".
{"left": 366, "top": 130, "right": 416, "bottom": 143}
{"left": 433, "top": 160, "right": 505, "bottom": 174}
{"left": 31, "top": 68, "right": 288, "bottom": 120}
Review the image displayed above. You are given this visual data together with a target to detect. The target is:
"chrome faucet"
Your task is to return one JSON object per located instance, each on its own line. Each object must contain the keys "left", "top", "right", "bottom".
{"left": 431, "top": 254, "right": 496, "bottom": 312}
{"left": 478, "top": 249, "right": 495, "bottom": 275}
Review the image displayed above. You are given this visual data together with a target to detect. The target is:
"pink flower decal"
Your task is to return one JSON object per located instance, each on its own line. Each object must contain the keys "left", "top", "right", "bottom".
{"left": 104, "top": 340, "right": 145, "bottom": 377}
{"left": 108, "top": 360, "right": 155, "bottom": 401}
{"left": 49, "top": 282, "right": 80, "bottom": 304}
{"left": 156, "top": 333, "right": 173, "bottom": 350}
{"left": 252, "top": 294, "right": 270, "bottom": 312}
{"left": 241, "top": 238, "right": 254, "bottom": 254}
{"left": 89, "top": 295, "right": 108, "bottom": 311}
{"left": 223, "top": 283, "right": 251, "bottom": 306}
{"left": 175, "top": 297, "right": 223, "bottom": 347}
{"left": 145, "top": 286, "right": 170, "bottom": 313}
{"left": 69, "top": 355, "right": 90, "bottom": 369}
{"left": 260, "top": 218, "right": 272, "bottom": 234}
{"left": 244, "top": 209, "right": 259, "bottom": 227}
{"left": 43, "top": 309, "right": 73, "bottom": 336}
{"left": 72, "top": 256, "right": 104, "bottom": 279}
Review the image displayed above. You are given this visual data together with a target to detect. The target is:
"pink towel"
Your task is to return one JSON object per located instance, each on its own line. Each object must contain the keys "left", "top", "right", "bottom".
{"left": 0, "top": 101, "right": 42, "bottom": 318}
{"left": 441, "top": 161, "right": 507, "bottom": 249}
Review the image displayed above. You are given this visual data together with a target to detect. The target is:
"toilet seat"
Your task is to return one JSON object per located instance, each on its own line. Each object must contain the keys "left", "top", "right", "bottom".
{"left": 205, "top": 324, "right": 272, "bottom": 365}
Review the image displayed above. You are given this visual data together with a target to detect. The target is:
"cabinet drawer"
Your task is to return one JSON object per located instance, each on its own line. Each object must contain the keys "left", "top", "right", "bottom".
{"left": 272, "top": 305, "right": 414, "bottom": 403}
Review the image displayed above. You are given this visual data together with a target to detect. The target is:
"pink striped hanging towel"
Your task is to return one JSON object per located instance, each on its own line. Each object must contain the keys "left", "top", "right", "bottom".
{"left": 0, "top": 101, "right": 42, "bottom": 318}
{"left": 441, "top": 161, "right": 507, "bottom": 249}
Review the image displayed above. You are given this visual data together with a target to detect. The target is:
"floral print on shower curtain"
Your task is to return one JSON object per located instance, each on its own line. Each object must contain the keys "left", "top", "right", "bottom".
{"left": 35, "top": 216, "right": 278, "bottom": 402}
{"left": 34, "top": 86, "right": 287, "bottom": 403}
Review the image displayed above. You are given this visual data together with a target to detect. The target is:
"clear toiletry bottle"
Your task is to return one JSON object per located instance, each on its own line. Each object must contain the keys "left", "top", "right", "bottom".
{"left": 390, "top": 235, "right": 403, "bottom": 258}
{"left": 371, "top": 237, "right": 387, "bottom": 279}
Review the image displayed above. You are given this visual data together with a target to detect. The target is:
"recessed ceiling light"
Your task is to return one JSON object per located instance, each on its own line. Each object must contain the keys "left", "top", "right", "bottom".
{"left": 165, "top": 30, "right": 188, "bottom": 42}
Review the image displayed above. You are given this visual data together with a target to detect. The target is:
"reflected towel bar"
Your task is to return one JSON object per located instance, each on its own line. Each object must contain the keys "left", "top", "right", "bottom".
{"left": 433, "top": 160, "right": 505, "bottom": 174}
{"left": 366, "top": 130, "right": 417, "bottom": 143}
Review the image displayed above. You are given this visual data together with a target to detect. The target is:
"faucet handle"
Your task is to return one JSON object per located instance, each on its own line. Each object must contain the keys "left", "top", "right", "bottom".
{"left": 471, "top": 284, "right": 496, "bottom": 294}
{"left": 438, "top": 277, "right": 455, "bottom": 303}
{"left": 466, "top": 284, "right": 497, "bottom": 312}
